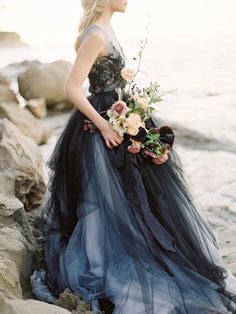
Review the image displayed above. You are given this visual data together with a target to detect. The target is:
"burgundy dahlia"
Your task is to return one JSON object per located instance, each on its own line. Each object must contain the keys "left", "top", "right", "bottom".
{"left": 83, "top": 119, "right": 96, "bottom": 133}
{"left": 159, "top": 125, "right": 175, "bottom": 146}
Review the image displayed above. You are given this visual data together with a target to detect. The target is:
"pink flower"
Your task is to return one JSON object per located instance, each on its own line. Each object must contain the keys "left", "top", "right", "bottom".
{"left": 83, "top": 119, "right": 96, "bottom": 133}
{"left": 83, "top": 120, "right": 89, "bottom": 130}
{"left": 127, "top": 140, "right": 141, "bottom": 154}
{"left": 152, "top": 153, "right": 169, "bottom": 165}
{"left": 143, "top": 148, "right": 158, "bottom": 159}
{"left": 151, "top": 127, "right": 160, "bottom": 134}
{"left": 111, "top": 100, "right": 129, "bottom": 117}
{"left": 161, "top": 144, "right": 172, "bottom": 154}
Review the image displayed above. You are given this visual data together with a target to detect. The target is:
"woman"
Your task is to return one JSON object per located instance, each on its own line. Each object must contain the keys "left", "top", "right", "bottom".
{"left": 31, "top": 0, "right": 236, "bottom": 313}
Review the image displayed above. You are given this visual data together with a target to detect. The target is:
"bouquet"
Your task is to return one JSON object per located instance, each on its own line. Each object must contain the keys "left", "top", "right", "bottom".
{"left": 84, "top": 40, "right": 175, "bottom": 165}
{"left": 84, "top": 66, "right": 175, "bottom": 165}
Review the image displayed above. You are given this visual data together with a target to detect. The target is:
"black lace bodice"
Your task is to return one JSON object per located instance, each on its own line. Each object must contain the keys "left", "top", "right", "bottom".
{"left": 80, "top": 24, "right": 127, "bottom": 95}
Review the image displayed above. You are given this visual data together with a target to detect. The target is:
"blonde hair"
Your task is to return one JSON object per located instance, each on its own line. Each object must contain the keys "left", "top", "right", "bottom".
{"left": 74, "top": 0, "right": 110, "bottom": 52}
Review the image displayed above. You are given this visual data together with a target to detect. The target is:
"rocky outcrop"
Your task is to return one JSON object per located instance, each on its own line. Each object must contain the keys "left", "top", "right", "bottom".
{"left": 0, "top": 31, "right": 28, "bottom": 47}
{"left": 17, "top": 60, "right": 73, "bottom": 109}
{"left": 0, "top": 195, "right": 70, "bottom": 313}
{"left": 0, "top": 118, "right": 47, "bottom": 211}
{"left": 0, "top": 118, "right": 70, "bottom": 314}
{"left": 0, "top": 223, "right": 33, "bottom": 299}
{"left": 0, "top": 102, "right": 52, "bottom": 144}
{"left": 0, "top": 298, "right": 71, "bottom": 314}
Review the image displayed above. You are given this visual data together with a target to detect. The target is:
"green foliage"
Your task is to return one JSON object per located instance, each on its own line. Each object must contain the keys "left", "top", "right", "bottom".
{"left": 144, "top": 130, "right": 163, "bottom": 156}
{"left": 142, "top": 81, "right": 163, "bottom": 105}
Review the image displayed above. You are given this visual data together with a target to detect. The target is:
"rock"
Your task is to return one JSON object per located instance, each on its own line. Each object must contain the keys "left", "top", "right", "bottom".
{"left": 0, "top": 74, "right": 11, "bottom": 85}
{"left": 0, "top": 31, "right": 29, "bottom": 47}
{"left": 0, "top": 259, "right": 22, "bottom": 299}
{"left": 25, "top": 97, "right": 47, "bottom": 119}
{"left": 0, "top": 224, "right": 34, "bottom": 297}
{"left": 0, "top": 102, "right": 52, "bottom": 144}
{"left": 25, "top": 205, "right": 45, "bottom": 268}
{"left": 55, "top": 288, "right": 88, "bottom": 312}
{"left": 17, "top": 60, "right": 73, "bottom": 109}
{"left": 76, "top": 301, "right": 91, "bottom": 311}
{"left": 0, "top": 168, "right": 15, "bottom": 195}
{"left": 0, "top": 74, "right": 18, "bottom": 104}
{"left": 52, "top": 101, "right": 72, "bottom": 111}
{"left": 0, "top": 118, "right": 47, "bottom": 211}
{"left": 0, "top": 190, "right": 65, "bottom": 313}
{"left": 55, "top": 288, "right": 98, "bottom": 313}
{"left": 0, "top": 193, "right": 35, "bottom": 246}
{"left": 0, "top": 194, "right": 23, "bottom": 221}
{"left": 0, "top": 295, "right": 71, "bottom": 314}
{"left": 0, "top": 193, "right": 37, "bottom": 297}
{"left": 1, "top": 60, "right": 41, "bottom": 81}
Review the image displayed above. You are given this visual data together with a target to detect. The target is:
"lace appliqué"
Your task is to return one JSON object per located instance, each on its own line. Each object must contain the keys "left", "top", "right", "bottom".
{"left": 88, "top": 47, "right": 127, "bottom": 95}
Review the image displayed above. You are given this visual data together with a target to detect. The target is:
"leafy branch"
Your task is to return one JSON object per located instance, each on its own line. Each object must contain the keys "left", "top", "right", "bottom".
{"left": 127, "top": 4, "right": 151, "bottom": 95}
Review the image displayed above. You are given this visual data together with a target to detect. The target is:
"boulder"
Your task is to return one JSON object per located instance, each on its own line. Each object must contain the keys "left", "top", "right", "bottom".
{"left": 25, "top": 97, "right": 47, "bottom": 119}
{"left": 0, "top": 259, "right": 22, "bottom": 299}
{"left": 1, "top": 60, "right": 41, "bottom": 81}
{"left": 0, "top": 294, "right": 71, "bottom": 314}
{"left": 0, "top": 102, "right": 52, "bottom": 145}
{"left": 0, "top": 224, "right": 33, "bottom": 298}
{"left": 0, "top": 74, "right": 11, "bottom": 85}
{"left": 0, "top": 193, "right": 35, "bottom": 246}
{"left": 55, "top": 288, "right": 91, "bottom": 312}
{"left": 0, "top": 168, "right": 15, "bottom": 196}
{"left": 0, "top": 118, "right": 47, "bottom": 211}
{"left": 0, "top": 74, "right": 18, "bottom": 104}
{"left": 17, "top": 60, "right": 73, "bottom": 109}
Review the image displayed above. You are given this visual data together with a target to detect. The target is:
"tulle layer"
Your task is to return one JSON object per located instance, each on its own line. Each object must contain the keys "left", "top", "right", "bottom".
{"left": 31, "top": 90, "right": 236, "bottom": 313}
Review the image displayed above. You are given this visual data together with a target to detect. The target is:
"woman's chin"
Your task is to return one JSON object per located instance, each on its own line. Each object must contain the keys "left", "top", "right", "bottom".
{"left": 119, "top": 8, "right": 126, "bottom": 13}
{"left": 118, "top": 5, "right": 127, "bottom": 13}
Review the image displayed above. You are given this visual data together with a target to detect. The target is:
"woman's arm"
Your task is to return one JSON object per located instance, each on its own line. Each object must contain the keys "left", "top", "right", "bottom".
{"left": 64, "top": 31, "right": 106, "bottom": 129}
{"left": 64, "top": 30, "right": 123, "bottom": 148}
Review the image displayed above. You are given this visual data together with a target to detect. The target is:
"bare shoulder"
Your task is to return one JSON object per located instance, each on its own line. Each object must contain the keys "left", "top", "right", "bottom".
{"left": 79, "top": 27, "right": 107, "bottom": 53}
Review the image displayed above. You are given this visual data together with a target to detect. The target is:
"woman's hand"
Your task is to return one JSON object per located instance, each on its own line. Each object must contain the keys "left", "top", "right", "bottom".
{"left": 99, "top": 119, "right": 123, "bottom": 149}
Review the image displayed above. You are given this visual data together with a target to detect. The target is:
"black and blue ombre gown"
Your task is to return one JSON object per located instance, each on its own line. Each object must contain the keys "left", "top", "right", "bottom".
{"left": 31, "top": 24, "right": 236, "bottom": 313}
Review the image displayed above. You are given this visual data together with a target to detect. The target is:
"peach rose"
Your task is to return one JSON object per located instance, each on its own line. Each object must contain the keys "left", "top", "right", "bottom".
{"left": 131, "top": 95, "right": 149, "bottom": 110}
{"left": 120, "top": 67, "right": 136, "bottom": 82}
{"left": 125, "top": 113, "right": 142, "bottom": 126}
{"left": 124, "top": 113, "right": 143, "bottom": 135}
{"left": 127, "top": 140, "right": 142, "bottom": 153}
{"left": 127, "top": 126, "right": 139, "bottom": 136}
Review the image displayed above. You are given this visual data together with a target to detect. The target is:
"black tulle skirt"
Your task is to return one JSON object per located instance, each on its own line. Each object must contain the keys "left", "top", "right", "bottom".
{"left": 31, "top": 90, "right": 236, "bottom": 313}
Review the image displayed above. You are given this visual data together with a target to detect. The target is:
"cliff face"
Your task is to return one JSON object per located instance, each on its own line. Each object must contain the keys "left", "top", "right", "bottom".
{"left": 0, "top": 31, "right": 29, "bottom": 47}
